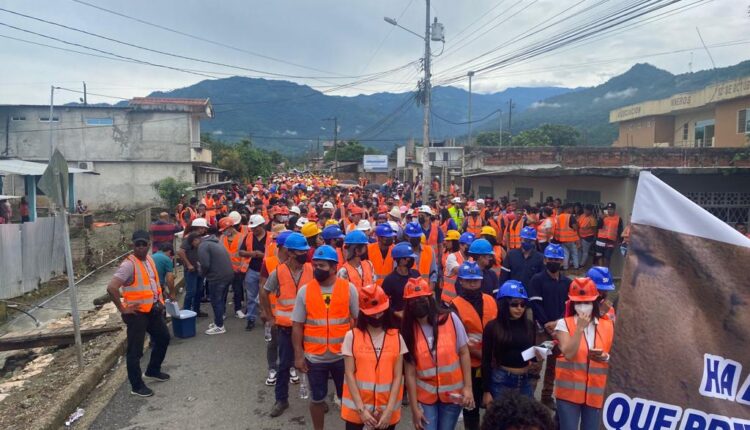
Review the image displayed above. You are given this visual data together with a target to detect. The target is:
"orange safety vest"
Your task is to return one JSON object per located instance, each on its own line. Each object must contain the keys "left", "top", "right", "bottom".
{"left": 491, "top": 245, "right": 505, "bottom": 279}
{"left": 507, "top": 219, "right": 525, "bottom": 249}
{"left": 179, "top": 206, "right": 196, "bottom": 229}
{"left": 489, "top": 218, "right": 504, "bottom": 243}
{"left": 416, "top": 246, "right": 434, "bottom": 282}
{"left": 465, "top": 216, "right": 483, "bottom": 236}
{"left": 242, "top": 232, "right": 273, "bottom": 272}
{"left": 452, "top": 294, "right": 497, "bottom": 368}
{"left": 413, "top": 315, "right": 464, "bottom": 404}
{"left": 555, "top": 316, "right": 614, "bottom": 408}
{"left": 424, "top": 221, "right": 440, "bottom": 258}
{"left": 204, "top": 198, "right": 217, "bottom": 221}
{"left": 120, "top": 255, "right": 163, "bottom": 313}
{"left": 343, "top": 260, "right": 375, "bottom": 292}
{"left": 275, "top": 263, "right": 313, "bottom": 327}
{"left": 221, "top": 233, "right": 246, "bottom": 273}
{"left": 598, "top": 215, "right": 621, "bottom": 242}
{"left": 537, "top": 217, "right": 556, "bottom": 243}
{"left": 554, "top": 213, "right": 579, "bottom": 243}
{"left": 341, "top": 328, "right": 403, "bottom": 425}
{"left": 367, "top": 243, "right": 393, "bottom": 287}
{"left": 303, "top": 278, "right": 352, "bottom": 355}
{"left": 577, "top": 214, "right": 596, "bottom": 238}
{"left": 441, "top": 252, "right": 464, "bottom": 303}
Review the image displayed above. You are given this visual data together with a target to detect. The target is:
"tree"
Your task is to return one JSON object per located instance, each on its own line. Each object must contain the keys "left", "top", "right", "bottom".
{"left": 201, "top": 133, "right": 287, "bottom": 180}
{"left": 475, "top": 131, "right": 513, "bottom": 146}
{"left": 511, "top": 124, "right": 581, "bottom": 146}
{"left": 152, "top": 177, "right": 192, "bottom": 208}
{"left": 324, "top": 140, "right": 380, "bottom": 162}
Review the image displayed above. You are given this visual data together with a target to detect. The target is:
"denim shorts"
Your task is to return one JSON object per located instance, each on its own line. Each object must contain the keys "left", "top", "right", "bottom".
{"left": 306, "top": 358, "right": 345, "bottom": 402}
{"left": 490, "top": 368, "right": 533, "bottom": 399}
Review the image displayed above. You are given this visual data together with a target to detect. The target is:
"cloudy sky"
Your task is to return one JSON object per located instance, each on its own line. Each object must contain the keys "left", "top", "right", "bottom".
{"left": 0, "top": 0, "right": 748, "bottom": 105}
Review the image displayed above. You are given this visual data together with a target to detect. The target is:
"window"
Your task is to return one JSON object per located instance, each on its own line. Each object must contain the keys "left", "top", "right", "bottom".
{"left": 694, "top": 119, "right": 715, "bottom": 147}
{"left": 514, "top": 187, "right": 534, "bottom": 203}
{"left": 478, "top": 186, "right": 493, "bottom": 198}
{"left": 442, "top": 152, "right": 449, "bottom": 161}
{"left": 39, "top": 116, "right": 59, "bottom": 122}
{"left": 429, "top": 152, "right": 437, "bottom": 161}
{"left": 682, "top": 123, "right": 689, "bottom": 141}
{"left": 739, "top": 109, "right": 749, "bottom": 134}
{"left": 566, "top": 189, "right": 601, "bottom": 204}
{"left": 10, "top": 116, "right": 26, "bottom": 121}
{"left": 85, "top": 117, "right": 114, "bottom": 126}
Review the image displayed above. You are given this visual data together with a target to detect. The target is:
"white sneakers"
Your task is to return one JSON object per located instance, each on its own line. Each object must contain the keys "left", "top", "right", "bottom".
{"left": 205, "top": 323, "right": 226, "bottom": 335}
{"left": 265, "top": 369, "right": 278, "bottom": 386}
{"left": 235, "top": 310, "right": 247, "bottom": 319}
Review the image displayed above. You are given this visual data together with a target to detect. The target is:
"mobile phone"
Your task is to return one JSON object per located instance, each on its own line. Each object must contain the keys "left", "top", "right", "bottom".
{"left": 590, "top": 348, "right": 603, "bottom": 355}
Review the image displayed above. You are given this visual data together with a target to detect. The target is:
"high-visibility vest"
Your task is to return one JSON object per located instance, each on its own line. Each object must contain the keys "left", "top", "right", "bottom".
{"left": 275, "top": 263, "right": 313, "bottom": 327}
{"left": 221, "top": 233, "right": 246, "bottom": 273}
{"left": 448, "top": 206, "right": 464, "bottom": 232}
{"left": 413, "top": 315, "right": 464, "bottom": 404}
{"left": 465, "top": 216, "right": 482, "bottom": 236}
{"left": 367, "top": 243, "right": 393, "bottom": 286}
{"left": 577, "top": 214, "right": 596, "bottom": 238}
{"left": 264, "top": 255, "right": 280, "bottom": 314}
{"left": 440, "top": 219, "right": 451, "bottom": 234}
{"left": 452, "top": 294, "right": 497, "bottom": 367}
{"left": 204, "top": 198, "right": 217, "bottom": 222}
{"left": 303, "top": 278, "right": 352, "bottom": 355}
{"left": 346, "top": 222, "right": 357, "bottom": 233}
{"left": 537, "top": 217, "right": 556, "bottom": 243}
{"left": 555, "top": 316, "right": 614, "bottom": 408}
{"left": 554, "top": 214, "right": 579, "bottom": 243}
{"left": 441, "top": 252, "right": 464, "bottom": 303}
{"left": 241, "top": 232, "right": 273, "bottom": 272}
{"left": 416, "top": 246, "right": 434, "bottom": 282}
{"left": 491, "top": 245, "right": 505, "bottom": 279}
{"left": 120, "top": 255, "right": 163, "bottom": 313}
{"left": 489, "top": 218, "right": 504, "bottom": 243}
{"left": 179, "top": 206, "right": 196, "bottom": 229}
{"left": 598, "top": 215, "right": 621, "bottom": 242}
{"left": 507, "top": 219, "right": 525, "bottom": 249}
{"left": 340, "top": 328, "right": 403, "bottom": 425}
{"left": 343, "top": 260, "right": 375, "bottom": 292}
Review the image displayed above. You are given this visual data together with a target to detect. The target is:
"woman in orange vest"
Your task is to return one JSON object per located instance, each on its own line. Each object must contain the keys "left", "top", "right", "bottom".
{"left": 402, "top": 278, "right": 474, "bottom": 430}
{"left": 555, "top": 278, "right": 614, "bottom": 430}
{"left": 341, "top": 284, "right": 405, "bottom": 430}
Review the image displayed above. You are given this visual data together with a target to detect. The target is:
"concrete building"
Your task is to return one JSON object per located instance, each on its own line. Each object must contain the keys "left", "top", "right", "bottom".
{"left": 0, "top": 97, "right": 214, "bottom": 209}
{"left": 611, "top": 75, "right": 750, "bottom": 148}
{"left": 395, "top": 139, "right": 464, "bottom": 191}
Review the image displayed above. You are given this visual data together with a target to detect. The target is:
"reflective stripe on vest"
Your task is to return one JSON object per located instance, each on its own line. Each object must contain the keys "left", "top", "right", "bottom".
{"left": 417, "top": 246, "right": 434, "bottom": 282}
{"left": 465, "top": 216, "right": 482, "bottom": 236}
{"left": 441, "top": 252, "right": 464, "bottom": 303}
{"left": 264, "top": 256, "right": 280, "bottom": 312}
{"left": 303, "top": 278, "right": 352, "bottom": 355}
{"left": 343, "top": 261, "right": 374, "bottom": 292}
{"left": 121, "top": 255, "right": 162, "bottom": 313}
{"left": 554, "top": 316, "right": 614, "bottom": 408}
{"left": 413, "top": 315, "right": 464, "bottom": 404}
{"left": 275, "top": 263, "right": 313, "bottom": 327}
{"left": 367, "top": 243, "right": 393, "bottom": 287}
{"left": 241, "top": 232, "right": 272, "bottom": 272}
{"left": 577, "top": 214, "right": 596, "bottom": 238}
{"left": 452, "top": 295, "right": 497, "bottom": 368}
{"left": 508, "top": 219, "right": 524, "bottom": 249}
{"left": 554, "top": 214, "right": 579, "bottom": 243}
{"left": 221, "top": 233, "right": 246, "bottom": 273}
{"left": 340, "top": 328, "right": 403, "bottom": 425}
{"left": 597, "top": 215, "right": 621, "bottom": 242}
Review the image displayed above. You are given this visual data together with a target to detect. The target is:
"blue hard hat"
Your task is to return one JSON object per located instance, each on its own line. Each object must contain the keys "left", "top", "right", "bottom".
{"left": 544, "top": 243, "right": 565, "bottom": 260}
{"left": 391, "top": 242, "right": 417, "bottom": 260}
{"left": 284, "top": 232, "right": 310, "bottom": 251}
{"left": 404, "top": 221, "right": 424, "bottom": 238}
{"left": 312, "top": 245, "right": 339, "bottom": 263}
{"left": 375, "top": 223, "right": 397, "bottom": 238}
{"left": 520, "top": 226, "right": 538, "bottom": 241}
{"left": 276, "top": 230, "right": 293, "bottom": 247}
{"left": 468, "top": 238, "right": 493, "bottom": 255}
{"left": 587, "top": 266, "right": 615, "bottom": 291}
{"left": 344, "top": 230, "right": 369, "bottom": 245}
{"left": 457, "top": 261, "right": 483, "bottom": 280}
{"left": 322, "top": 225, "right": 345, "bottom": 240}
{"left": 459, "top": 232, "right": 476, "bottom": 245}
{"left": 497, "top": 280, "right": 528, "bottom": 300}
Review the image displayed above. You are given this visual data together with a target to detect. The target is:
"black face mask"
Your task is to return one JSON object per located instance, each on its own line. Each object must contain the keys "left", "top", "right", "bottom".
{"left": 366, "top": 314, "right": 383, "bottom": 327}
{"left": 381, "top": 238, "right": 394, "bottom": 247}
{"left": 410, "top": 300, "right": 430, "bottom": 319}
{"left": 313, "top": 268, "right": 330, "bottom": 283}
{"left": 418, "top": 216, "right": 428, "bottom": 224}
{"left": 450, "top": 241, "right": 460, "bottom": 253}
{"left": 402, "top": 258, "right": 415, "bottom": 269}
{"left": 335, "top": 239, "right": 344, "bottom": 248}
{"left": 462, "top": 287, "right": 482, "bottom": 299}
{"left": 409, "top": 237, "right": 421, "bottom": 248}
{"left": 295, "top": 254, "right": 308, "bottom": 265}
{"left": 546, "top": 262, "right": 561, "bottom": 273}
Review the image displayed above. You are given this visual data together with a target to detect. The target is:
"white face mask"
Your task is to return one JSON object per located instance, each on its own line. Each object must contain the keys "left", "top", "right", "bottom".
{"left": 575, "top": 303, "right": 593, "bottom": 318}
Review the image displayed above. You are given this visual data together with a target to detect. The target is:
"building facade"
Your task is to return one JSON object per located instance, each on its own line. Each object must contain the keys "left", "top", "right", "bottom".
{"left": 610, "top": 75, "right": 750, "bottom": 148}
{"left": 0, "top": 97, "right": 213, "bottom": 209}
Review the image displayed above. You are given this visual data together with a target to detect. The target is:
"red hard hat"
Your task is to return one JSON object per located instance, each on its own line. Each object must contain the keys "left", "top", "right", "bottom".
{"left": 569, "top": 278, "right": 599, "bottom": 302}
{"left": 403, "top": 278, "right": 432, "bottom": 300}
{"left": 218, "top": 217, "right": 234, "bottom": 232}
{"left": 359, "top": 284, "right": 390, "bottom": 316}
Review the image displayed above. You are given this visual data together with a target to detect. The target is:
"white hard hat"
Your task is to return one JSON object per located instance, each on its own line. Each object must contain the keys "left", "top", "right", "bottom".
{"left": 191, "top": 218, "right": 208, "bottom": 228}
{"left": 476, "top": 199, "right": 485, "bottom": 205}
{"left": 389, "top": 207, "right": 401, "bottom": 219}
{"left": 387, "top": 220, "right": 400, "bottom": 232}
{"left": 322, "top": 201, "right": 335, "bottom": 210}
{"left": 290, "top": 206, "right": 301, "bottom": 215}
{"left": 295, "top": 217, "right": 309, "bottom": 228}
{"left": 356, "top": 219, "right": 372, "bottom": 232}
{"left": 228, "top": 211, "right": 242, "bottom": 225}
{"left": 251, "top": 186, "right": 259, "bottom": 192}
{"left": 371, "top": 193, "right": 378, "bottom": 199}
{"left": 248, "top": 214, "right": 265, "bottom": 228}
{"left": 452, "top": 197, "right": 462, "bottom": 204}
{"left": 419, "top": 205, "right": 433, "bottom": 216}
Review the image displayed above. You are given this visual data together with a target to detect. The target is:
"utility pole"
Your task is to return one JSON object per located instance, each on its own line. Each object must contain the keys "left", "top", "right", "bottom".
{"left": 507, "top": 99, "right": 514, "bottom": 137}
{"left": 82, "top": 81, "right": 87, "bottom": 105}
{"left": 498, "top": 109, "right": 503, "bottom": 147}
{"left": 421, "top": 0, "right": 432, "bottom": 203}
{"left": 48, "top": 85, "right": 56, "bottom": 161}
{"left": 467, "top": 71, "right": 474, "bottom": 146}
{"left": 323, "top": 117, "right": 338, "bottom": 172}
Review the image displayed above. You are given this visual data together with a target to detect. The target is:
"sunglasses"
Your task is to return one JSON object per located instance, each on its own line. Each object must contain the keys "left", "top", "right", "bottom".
{"left": 509, "top": 301, "right": 527, "bottom": 308}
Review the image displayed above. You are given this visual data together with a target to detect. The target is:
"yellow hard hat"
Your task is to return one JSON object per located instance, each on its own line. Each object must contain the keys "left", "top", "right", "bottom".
{"left": 325, "top": 219, "right": 339, "bottom": 227}
{"left": 481, "top": 226, "right": 497, "bottom": 237}
{"left": 446, "top": 230, "right": 460, "bottom": 241}
{"left": 421, "top": 234, "right": 426, "bottom": 244}
{"left": 301, "top": 222, "right": 322, "bottom": 238}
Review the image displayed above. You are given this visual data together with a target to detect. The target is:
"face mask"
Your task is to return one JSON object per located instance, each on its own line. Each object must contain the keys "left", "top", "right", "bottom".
{"left": 450, "top": 241, "right": 460, "bottom": 253}
{"left": 546, "top": 262, "right": 561, "bottom": 273}
{"left": 403, "top": 258, "right": 415, "bottom": 269}
{"left": 521, "top": 241, "right": 535, "bottom": 251}
{"left": 366, "top": 314, "right": 383, "bottom": 327}
{"left": 575, "top": 303, "right": 593, "bottom": 318}
{"left": 313, "top": 268, "right": 330, "bottom": 283}
{"left": 295, "top": 254, "right": 308, "bottom": 265}
{"left": 381, "top": 238, "right": 394, "bottom": 247}
{"left": 409, "top": 238, "right": 421, "bottom": 248}
{"left": 462, "top": 287, "right": 482, "bottom": 299}
{"left": 335, "top": 239, "right": 344, "bottom": 248}
{"left": 410, "top": 301, "right": 430, "bottom": 319}
{"left": 418, "top": 216, "right": 427, "bottom": 224}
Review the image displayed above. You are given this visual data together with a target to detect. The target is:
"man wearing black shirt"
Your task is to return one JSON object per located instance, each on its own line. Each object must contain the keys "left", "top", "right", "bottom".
{"left": 499, "top": 232, "right": 545, "bottom": 287}
{"left": 381, "top": 244, "right": 420, "bottom": 320}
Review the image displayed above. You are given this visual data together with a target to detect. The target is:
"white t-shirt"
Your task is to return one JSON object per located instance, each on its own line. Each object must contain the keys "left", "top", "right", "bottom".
{"left": 444, "top": 253, "right": 462, "bottom": 276}
{"left": 555, "top": 316, "right": 599, "bottom": 349}
{"left": 341, "top": 328, "right": 408, "bottom": 359}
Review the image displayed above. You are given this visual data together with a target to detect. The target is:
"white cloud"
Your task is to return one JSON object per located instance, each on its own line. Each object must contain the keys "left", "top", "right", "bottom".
{"left": 530, "top": 101, "right": 562, "bottom": 109}
{"left": 284, "top": 130, "right": 298, "bottom": 136}
{"left": 604, "top": 88, "right": 638, "bottom": 99}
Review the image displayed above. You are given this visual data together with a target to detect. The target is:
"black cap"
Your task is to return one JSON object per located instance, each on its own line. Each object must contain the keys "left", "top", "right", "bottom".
{"left": 132, "top": 230, "right": 150, "bottom": 243}
{"left": 606, "top": 202, "right": 617, "bottom": 209}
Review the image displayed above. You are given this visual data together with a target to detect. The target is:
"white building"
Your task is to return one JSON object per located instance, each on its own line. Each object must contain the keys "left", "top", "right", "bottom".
{"left": 0, "top": 97, "right": 215, "bottom": 209}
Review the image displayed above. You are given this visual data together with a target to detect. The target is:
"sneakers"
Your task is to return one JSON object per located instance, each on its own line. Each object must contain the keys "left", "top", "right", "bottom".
{"left": 245, "top": 320, "right": 256, "bottom": 331}
{"left": 265, "top": 369, "right": 278, "bottom": 386}
{"left": 269, "top": 400, "right": 289, "bottom": 418}
{"left": 235, "top": 310, "right": 247, "bottom": 319}
{"left": 144, "top": 371, "right": 170, "bottom": 382}
{"left": 205, "top": 325, "right": 226, "bottom": 335}
{"left": 289, "top": 367, "right": 300, "bottom": 384}
{"left": 130, "top": 385, "right": 154, "bottom": 397}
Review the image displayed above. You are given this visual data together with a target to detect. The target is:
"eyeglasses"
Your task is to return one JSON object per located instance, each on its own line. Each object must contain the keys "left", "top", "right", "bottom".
{"left": 509, "top": 301, "right": 526, "bottom": 308}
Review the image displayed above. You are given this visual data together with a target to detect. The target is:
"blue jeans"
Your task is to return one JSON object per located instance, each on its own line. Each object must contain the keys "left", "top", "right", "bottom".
{"left": 490, "top": 368, "right": 533, "bottom": 399}
{"left": 579, "top": 237, "right": 594, "bottom": 267}
{"left": 183, "top": 270, "right": 203, "bottom": 313}
{"left": 561, "top": 241, "right": 580, "bottom": 269}
{"left": 275, "top": 327, "right": 294, "bottom": 402}
{"left": 419, "top": 401, "right": 463, "bottom": 430}
{"left": 243, "top": 269, "right": 261, "bottom": 322}
{"left": 208, "top": 281, "right": 229, "bottom": 327}
{"left": 557, "top": 399, "right": 601, "bottom": 430}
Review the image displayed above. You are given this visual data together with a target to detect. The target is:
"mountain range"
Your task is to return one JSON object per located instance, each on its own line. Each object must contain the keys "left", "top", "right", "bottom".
{"left": 137, "top": 59, "right": 750, "bottom": 154}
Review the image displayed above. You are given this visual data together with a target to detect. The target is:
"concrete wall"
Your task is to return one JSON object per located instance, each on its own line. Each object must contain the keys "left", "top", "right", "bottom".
{"left": 714, "top": 96, "right": 750, "bottom": 148}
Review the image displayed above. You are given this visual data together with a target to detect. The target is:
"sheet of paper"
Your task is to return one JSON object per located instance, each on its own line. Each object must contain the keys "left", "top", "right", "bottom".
{"left": 521, "top": 346, "right": 552, "bottom": 361}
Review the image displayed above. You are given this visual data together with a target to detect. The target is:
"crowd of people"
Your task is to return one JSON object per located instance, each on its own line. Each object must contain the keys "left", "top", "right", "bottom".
{"left": 109, "top": 173, "right": 631, "bottom": 430}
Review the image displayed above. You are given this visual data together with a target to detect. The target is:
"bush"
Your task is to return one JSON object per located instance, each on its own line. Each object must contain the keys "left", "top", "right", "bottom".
{"left": 152, "top": 177, "right": 192, "bottom": 209}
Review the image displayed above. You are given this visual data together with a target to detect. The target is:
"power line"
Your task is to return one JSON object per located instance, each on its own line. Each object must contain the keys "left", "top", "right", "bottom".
{"left": 430, "top": 107, "right": 502, "bottom": 125}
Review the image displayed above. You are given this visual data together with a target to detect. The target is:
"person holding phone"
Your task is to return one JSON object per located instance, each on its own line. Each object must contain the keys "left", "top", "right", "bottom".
{"left": 554, "top": 278, "right": 615, "bottom": 430}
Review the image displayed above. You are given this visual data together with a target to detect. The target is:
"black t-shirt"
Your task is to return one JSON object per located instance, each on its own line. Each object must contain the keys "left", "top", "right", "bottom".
{"left": 240, "top": 233, "right": 267, "bottom": 272}
{"left": 382, "top": 269, "right": 421, "bottom": 312}
{"left": 180, "top": 234, "right": 201, "bottom": 266}
{"left": 482, "top": 317, "right": 535, "bottom": 376}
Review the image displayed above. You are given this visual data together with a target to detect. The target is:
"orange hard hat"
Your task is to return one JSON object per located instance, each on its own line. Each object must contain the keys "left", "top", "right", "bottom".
{"left": 403, "top": 278, "right": 432, "bottom": 300}
{"left": 378, "top": 205, "right": 388, "bottom": 214}
{"left": 568, "top": 278, "right": 599, "bottom": 302}
{"left": 218, "top": 216, "right": 234, "bottom": 232}
{"left": 278, "top": 206, "right": 290, "bottom": 215}
{"left": 359, "top": 284, "right": 390, "bottom": 316}
{"left": 349, "top": 205, "right": 364, "bottom": 216}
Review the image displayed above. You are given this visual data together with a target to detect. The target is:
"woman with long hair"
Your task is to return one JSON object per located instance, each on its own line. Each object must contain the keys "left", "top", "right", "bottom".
{"left": 402, "top": 278, "right": 474, "bottom": 430}
{"left": 341, "top": 284, "right": 405, "bottom": 430}
{"left": 481, "top": 280, "right": 537, "bottom": 406}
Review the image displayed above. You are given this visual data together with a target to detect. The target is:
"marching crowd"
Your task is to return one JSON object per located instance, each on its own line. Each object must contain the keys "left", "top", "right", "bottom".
{"left": 108, "top": 173, "right": 626, "bottom": 430}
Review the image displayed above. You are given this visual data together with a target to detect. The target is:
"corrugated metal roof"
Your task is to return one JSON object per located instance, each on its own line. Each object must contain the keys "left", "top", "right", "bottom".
{"left": 130, "top": 97, "right": 209, "bottom": 107}
{"left": 0, "top": 159, "right": 98, "bottom": 176}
